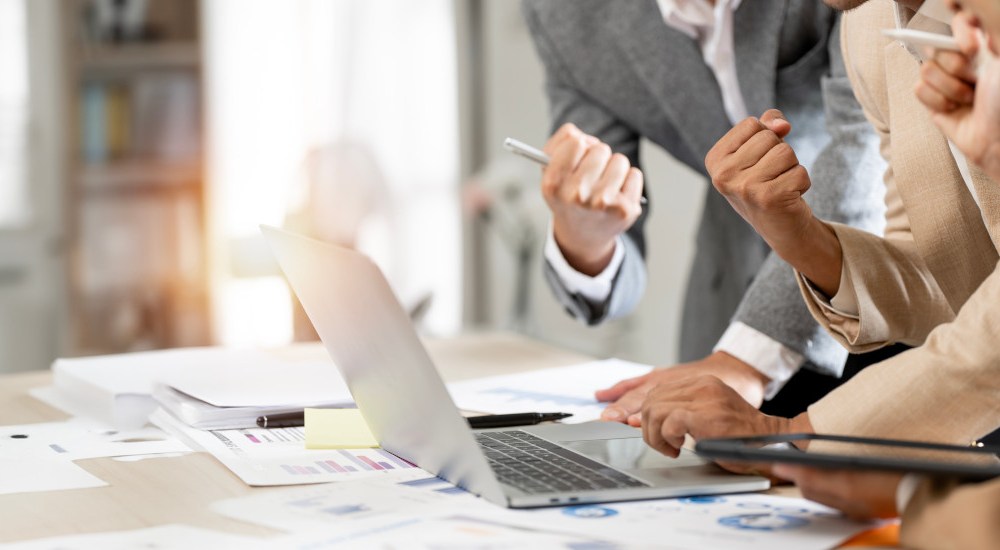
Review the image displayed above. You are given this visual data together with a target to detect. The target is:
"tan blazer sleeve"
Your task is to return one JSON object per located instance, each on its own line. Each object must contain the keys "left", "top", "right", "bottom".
{"left": 795, "top": 5, "right": 954, "bottom": 353}
{"left": 809, "top": 260, "right": 1000, "bottom": 443}
{"left": 901, "top": 478, "right": 1000, "bottom": 550}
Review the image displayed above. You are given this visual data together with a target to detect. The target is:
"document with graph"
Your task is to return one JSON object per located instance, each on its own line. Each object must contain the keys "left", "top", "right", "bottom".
{"left": 446, "top": 359, "right": 653, "bottom": 422}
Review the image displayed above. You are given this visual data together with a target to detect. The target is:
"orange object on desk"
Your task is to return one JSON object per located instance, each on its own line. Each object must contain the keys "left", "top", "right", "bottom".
{"left": 839, "top": 522, "right": 900, "bottom": 547}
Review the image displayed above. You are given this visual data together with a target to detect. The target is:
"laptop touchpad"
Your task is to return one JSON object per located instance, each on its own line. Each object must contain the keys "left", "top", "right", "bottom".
{"left": 560, "top": 437, "right": 707, "bottom": 470}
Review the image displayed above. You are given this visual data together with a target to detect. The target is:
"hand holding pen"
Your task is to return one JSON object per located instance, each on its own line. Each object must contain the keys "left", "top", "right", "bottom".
{"left": 505, "top": 125, "right": 645, "bottom": 278}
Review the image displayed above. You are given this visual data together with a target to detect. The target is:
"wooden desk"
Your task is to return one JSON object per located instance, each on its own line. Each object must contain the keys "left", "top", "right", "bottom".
{"left": 0, "top": 332, "right": 596, "bottom": 543}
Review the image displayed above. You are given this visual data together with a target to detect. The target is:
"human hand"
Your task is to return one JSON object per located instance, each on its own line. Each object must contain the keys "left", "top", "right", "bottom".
{"left": 595, "top": 351, "right": 770, "bottom": 426}
{"left": 705, "top": 110, "right": 842, "bottom": 296}
{"left": 772, "top": 464, "right": 902, "bottom": 520}
{"left": 639, "top": 375, "right": 805, "bottom": 466}
{"left": 541, "top": 123, "right": 644, "bottom": 276}
{"left": 916, "top": 12, "right": 1000, "bottom": 182}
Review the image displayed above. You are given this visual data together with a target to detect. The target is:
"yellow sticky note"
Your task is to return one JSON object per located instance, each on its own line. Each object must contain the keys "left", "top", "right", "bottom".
{"left": 304, "top": 408, "right": 378, "bottom": 449}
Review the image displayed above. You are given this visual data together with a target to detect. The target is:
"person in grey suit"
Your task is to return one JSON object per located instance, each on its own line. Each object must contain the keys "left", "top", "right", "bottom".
{"left": 522, "top": 0, "right": 892, "bottom": 423}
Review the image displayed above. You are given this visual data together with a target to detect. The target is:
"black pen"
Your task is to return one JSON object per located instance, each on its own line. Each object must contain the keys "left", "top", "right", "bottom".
{"left": 466, "top": 412, "right": 572, "bottom": 429}
{"left": 256, "top": 411, "right": 305, "bottom": 428}
{"left": 257, "top": 410, "right": 574, "bottom": 429}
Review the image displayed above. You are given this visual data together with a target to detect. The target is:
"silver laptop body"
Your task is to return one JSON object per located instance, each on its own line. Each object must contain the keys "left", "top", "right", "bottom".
{"left": 263, "top": 226, "right": 768, "bottom": 508}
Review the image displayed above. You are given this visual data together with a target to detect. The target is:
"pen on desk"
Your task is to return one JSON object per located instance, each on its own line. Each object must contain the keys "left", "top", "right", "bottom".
{"left": 256, "top": 411, "right": 305, "bottom": 428}
{"left": 503, "top": 137, "right": 647, "bottom": 205}
{"left": 257, "top": 410, "right": 573, "bottom": 429}
{"left": 466, "top": 412, "right": 572, "bottom": 429}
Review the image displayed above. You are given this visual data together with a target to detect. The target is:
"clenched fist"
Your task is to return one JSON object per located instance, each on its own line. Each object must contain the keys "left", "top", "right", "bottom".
{"left": 705, "top": 110, "right": 843, "bottom": 296}
{"left": 541, "top": 123, "right": 645, "bottom": 276}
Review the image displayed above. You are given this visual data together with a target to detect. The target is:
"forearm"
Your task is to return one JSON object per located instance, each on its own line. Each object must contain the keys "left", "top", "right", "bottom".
{"left": 768, "top": 217, "right": 843, "bottom": 298}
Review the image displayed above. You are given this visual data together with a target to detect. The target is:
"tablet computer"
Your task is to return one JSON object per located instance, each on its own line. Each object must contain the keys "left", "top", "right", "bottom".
{"left": 695, "top": 433, "right": 1000, "bottom": 481}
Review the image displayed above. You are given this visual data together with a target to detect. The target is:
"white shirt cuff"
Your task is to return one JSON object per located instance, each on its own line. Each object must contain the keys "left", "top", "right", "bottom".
{"left": 713, "top": 322, "right": 805, "bottom": 401}
{"left": 896, "top": 473, "right": 925, "bottom": 516}
{"left": 543, "top": 222, "right": 625, "bottom": 304}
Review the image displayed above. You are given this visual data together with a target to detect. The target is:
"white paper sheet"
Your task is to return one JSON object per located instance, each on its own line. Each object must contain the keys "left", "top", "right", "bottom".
{"left": 0, "top": 457, "right": 107, "bottom": 495}
{"left": 2, "top": 524, "right": 271, "bottom": 549}
{"left": 158, "top": 352, "right": 350, "bottom": 408}
{"left": 216, "top": 473, "right": 870, "bottom": 549}
{"left": 487, "top": 493, "right": 870, "bottom": 549}
{"left": 212, "top": 472, "right": 482, "bottom": 532}
{"left": 0, "top": 419, "right": 191, "bottom": 461}
{"left": 150, "top": 409, "right": 420, "bottom": 486}
{"left": 273, "top": 516, "right": 612, "bottom": 549}
{"left": 447, "top": 359, "right": 653, "bottom": 422}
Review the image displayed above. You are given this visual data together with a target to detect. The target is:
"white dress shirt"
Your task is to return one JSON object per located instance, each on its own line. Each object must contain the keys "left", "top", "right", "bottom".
{"left": 543, "top": 0, "right": 803, "bottom": 400}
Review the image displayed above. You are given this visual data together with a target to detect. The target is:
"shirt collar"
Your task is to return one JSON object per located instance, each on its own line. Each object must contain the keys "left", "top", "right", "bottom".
{"left": 894, "top": 0, "right": 953, "bottom": 60}
{"left": 656, "top": 0, "right": 744, "bottom": 40}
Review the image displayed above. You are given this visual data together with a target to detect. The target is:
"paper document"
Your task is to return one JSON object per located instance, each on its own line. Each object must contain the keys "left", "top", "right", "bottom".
{"left": 217, "top": 475, "right": 608, "bottom": 548}
{"left": 447, "top": 359, "right": 652, "bottom": 422}
{"left": 305, "top": 408, "right": 377, "bottom": 449}
{"left": 0, "top": 457, "right": 107, "bottom": 495}
{"left": 2, "top": 524, "right": 271, "bottom": 550}
{"left": 274, "top": 516, "right": 609, "bottom": 548}
{"left": 216, "top": 473, "right": 869, "bottom": 549}
{"left": 50, "top": 342, "right": 342, "bottom": 428}
{"left": 151, "top": 408, "right": 417, "bottom": 486}
{"left": 487, "top": 493, "right": 870, "bottom": 549}
{"left": 0, "top": 418, "right": 191, "bottom": 461}
{"left": 153, "top": 384, "right": 351, "bottom": 431}
{"left": 212, "top": 471, "right": 461, "bottom": 533}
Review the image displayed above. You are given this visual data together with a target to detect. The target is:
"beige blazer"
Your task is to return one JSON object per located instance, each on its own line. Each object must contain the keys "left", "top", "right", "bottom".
{"left": 901, "top": 478, "right": 1000, "bottom": 550}
{"left": 800, "top": 0, "right": 1000, "bottom": 443}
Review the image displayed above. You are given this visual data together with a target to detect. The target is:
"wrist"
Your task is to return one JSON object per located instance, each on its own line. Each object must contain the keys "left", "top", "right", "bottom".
{"left": 779, "top": 218, "right": 843, "bottom": 297}
{"left": 552, "top": 223, "right": 617, "bottom": 276}
{"left": 709, "top": 351, "right": 769, "bottom": 407}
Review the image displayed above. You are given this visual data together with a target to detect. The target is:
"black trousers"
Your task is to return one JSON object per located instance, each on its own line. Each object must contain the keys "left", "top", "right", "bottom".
{"left": 760, "top": 343, "right": 911, "bottom": 419}
{"left": 759, "top": 343, "right": 1000, "bottom": 446}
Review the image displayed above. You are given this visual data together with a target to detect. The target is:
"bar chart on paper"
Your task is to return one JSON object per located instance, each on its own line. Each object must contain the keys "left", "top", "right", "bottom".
{"left": 279, "top": 449, "right": 416, "bottom": 477}
{"left": 150, "top": 410, "right": 419, "bottom": 487}
{"left": 447, "top": 359, "right": 653, "bottom": 422}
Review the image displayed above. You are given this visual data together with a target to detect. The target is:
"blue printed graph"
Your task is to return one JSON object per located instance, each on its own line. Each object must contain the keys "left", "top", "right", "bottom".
{"left": 718, "top": 513, "right": 809, "bottom": 531}
{"left": 561, "top": 506, "right": 620, "bottom": 519}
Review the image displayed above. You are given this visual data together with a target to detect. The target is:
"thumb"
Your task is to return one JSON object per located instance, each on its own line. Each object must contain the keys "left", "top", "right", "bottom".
{"left": 760, "top": 109, "right": 792, "bottom": 138}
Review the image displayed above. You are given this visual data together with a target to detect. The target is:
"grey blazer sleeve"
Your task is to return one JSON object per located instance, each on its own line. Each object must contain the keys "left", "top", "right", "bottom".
{"left": 730, "top": 20, "right": 886, "bottom": 376}
{"left": 524, "top": 2, "right": 649, "bottom": 325}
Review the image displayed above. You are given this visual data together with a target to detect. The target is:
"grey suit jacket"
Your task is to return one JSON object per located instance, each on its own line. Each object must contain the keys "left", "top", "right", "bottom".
{"left": 524, "top": 0, "right": 886, "bottom": 376}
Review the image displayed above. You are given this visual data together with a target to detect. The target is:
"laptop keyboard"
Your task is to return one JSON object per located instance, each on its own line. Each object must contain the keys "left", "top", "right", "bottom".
{"left": 474, "top": 430, "right": 650, "bottom": 494}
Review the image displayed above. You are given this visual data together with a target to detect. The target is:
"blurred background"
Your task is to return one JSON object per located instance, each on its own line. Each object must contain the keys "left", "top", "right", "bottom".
{"left": 0, "top": 0, "right": 706, "bottom": 374}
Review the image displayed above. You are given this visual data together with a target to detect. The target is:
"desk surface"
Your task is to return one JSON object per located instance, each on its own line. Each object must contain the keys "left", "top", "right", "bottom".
{"left": 0, "top": 331, "right": 799, "bottom": 544}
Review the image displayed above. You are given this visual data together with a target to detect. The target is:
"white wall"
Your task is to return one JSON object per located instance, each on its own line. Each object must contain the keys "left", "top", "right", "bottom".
{"left": 471, "top": 1, "right": 707, "bottom": 366}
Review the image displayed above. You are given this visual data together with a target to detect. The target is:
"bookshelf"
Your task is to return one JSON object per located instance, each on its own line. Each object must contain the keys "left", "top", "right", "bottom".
{"left": 63, "top": 0, "right": 211, "bottom": 354}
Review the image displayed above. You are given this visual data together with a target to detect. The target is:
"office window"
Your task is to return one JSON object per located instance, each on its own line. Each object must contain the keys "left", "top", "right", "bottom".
{"left": 205, "top": 0, "right": 461, "bottom": 346}
{"left": 0, "top": 0, "right": 30, "bottom": 228}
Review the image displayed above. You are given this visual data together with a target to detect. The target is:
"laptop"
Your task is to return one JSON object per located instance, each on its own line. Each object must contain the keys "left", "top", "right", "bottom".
{"left": 262, "top": 226, "right": 768, "bottom": 508}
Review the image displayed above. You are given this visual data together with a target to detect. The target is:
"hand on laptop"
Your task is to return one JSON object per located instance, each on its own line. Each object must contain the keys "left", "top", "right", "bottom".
{"left": 772, "top": 464, "right": 902, "bottom": 520}
{"left": 639, "top": 375, "right": 812, "bottom": 471}
{"left": 595, "top": 351, "right": 769, "bottom": 426}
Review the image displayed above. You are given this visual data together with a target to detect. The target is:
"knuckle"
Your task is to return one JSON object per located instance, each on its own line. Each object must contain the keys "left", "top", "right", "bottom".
{"left": 591, "top": 143, "right": 612, "bottom": 157}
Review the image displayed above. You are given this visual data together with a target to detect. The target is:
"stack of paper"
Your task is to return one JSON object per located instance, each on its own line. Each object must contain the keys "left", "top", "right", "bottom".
{"left": 152, "top": 355, "right": 353, "bottom": 430}
{"left": 46, "top": 343, "right": 351, "bottom": 429}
